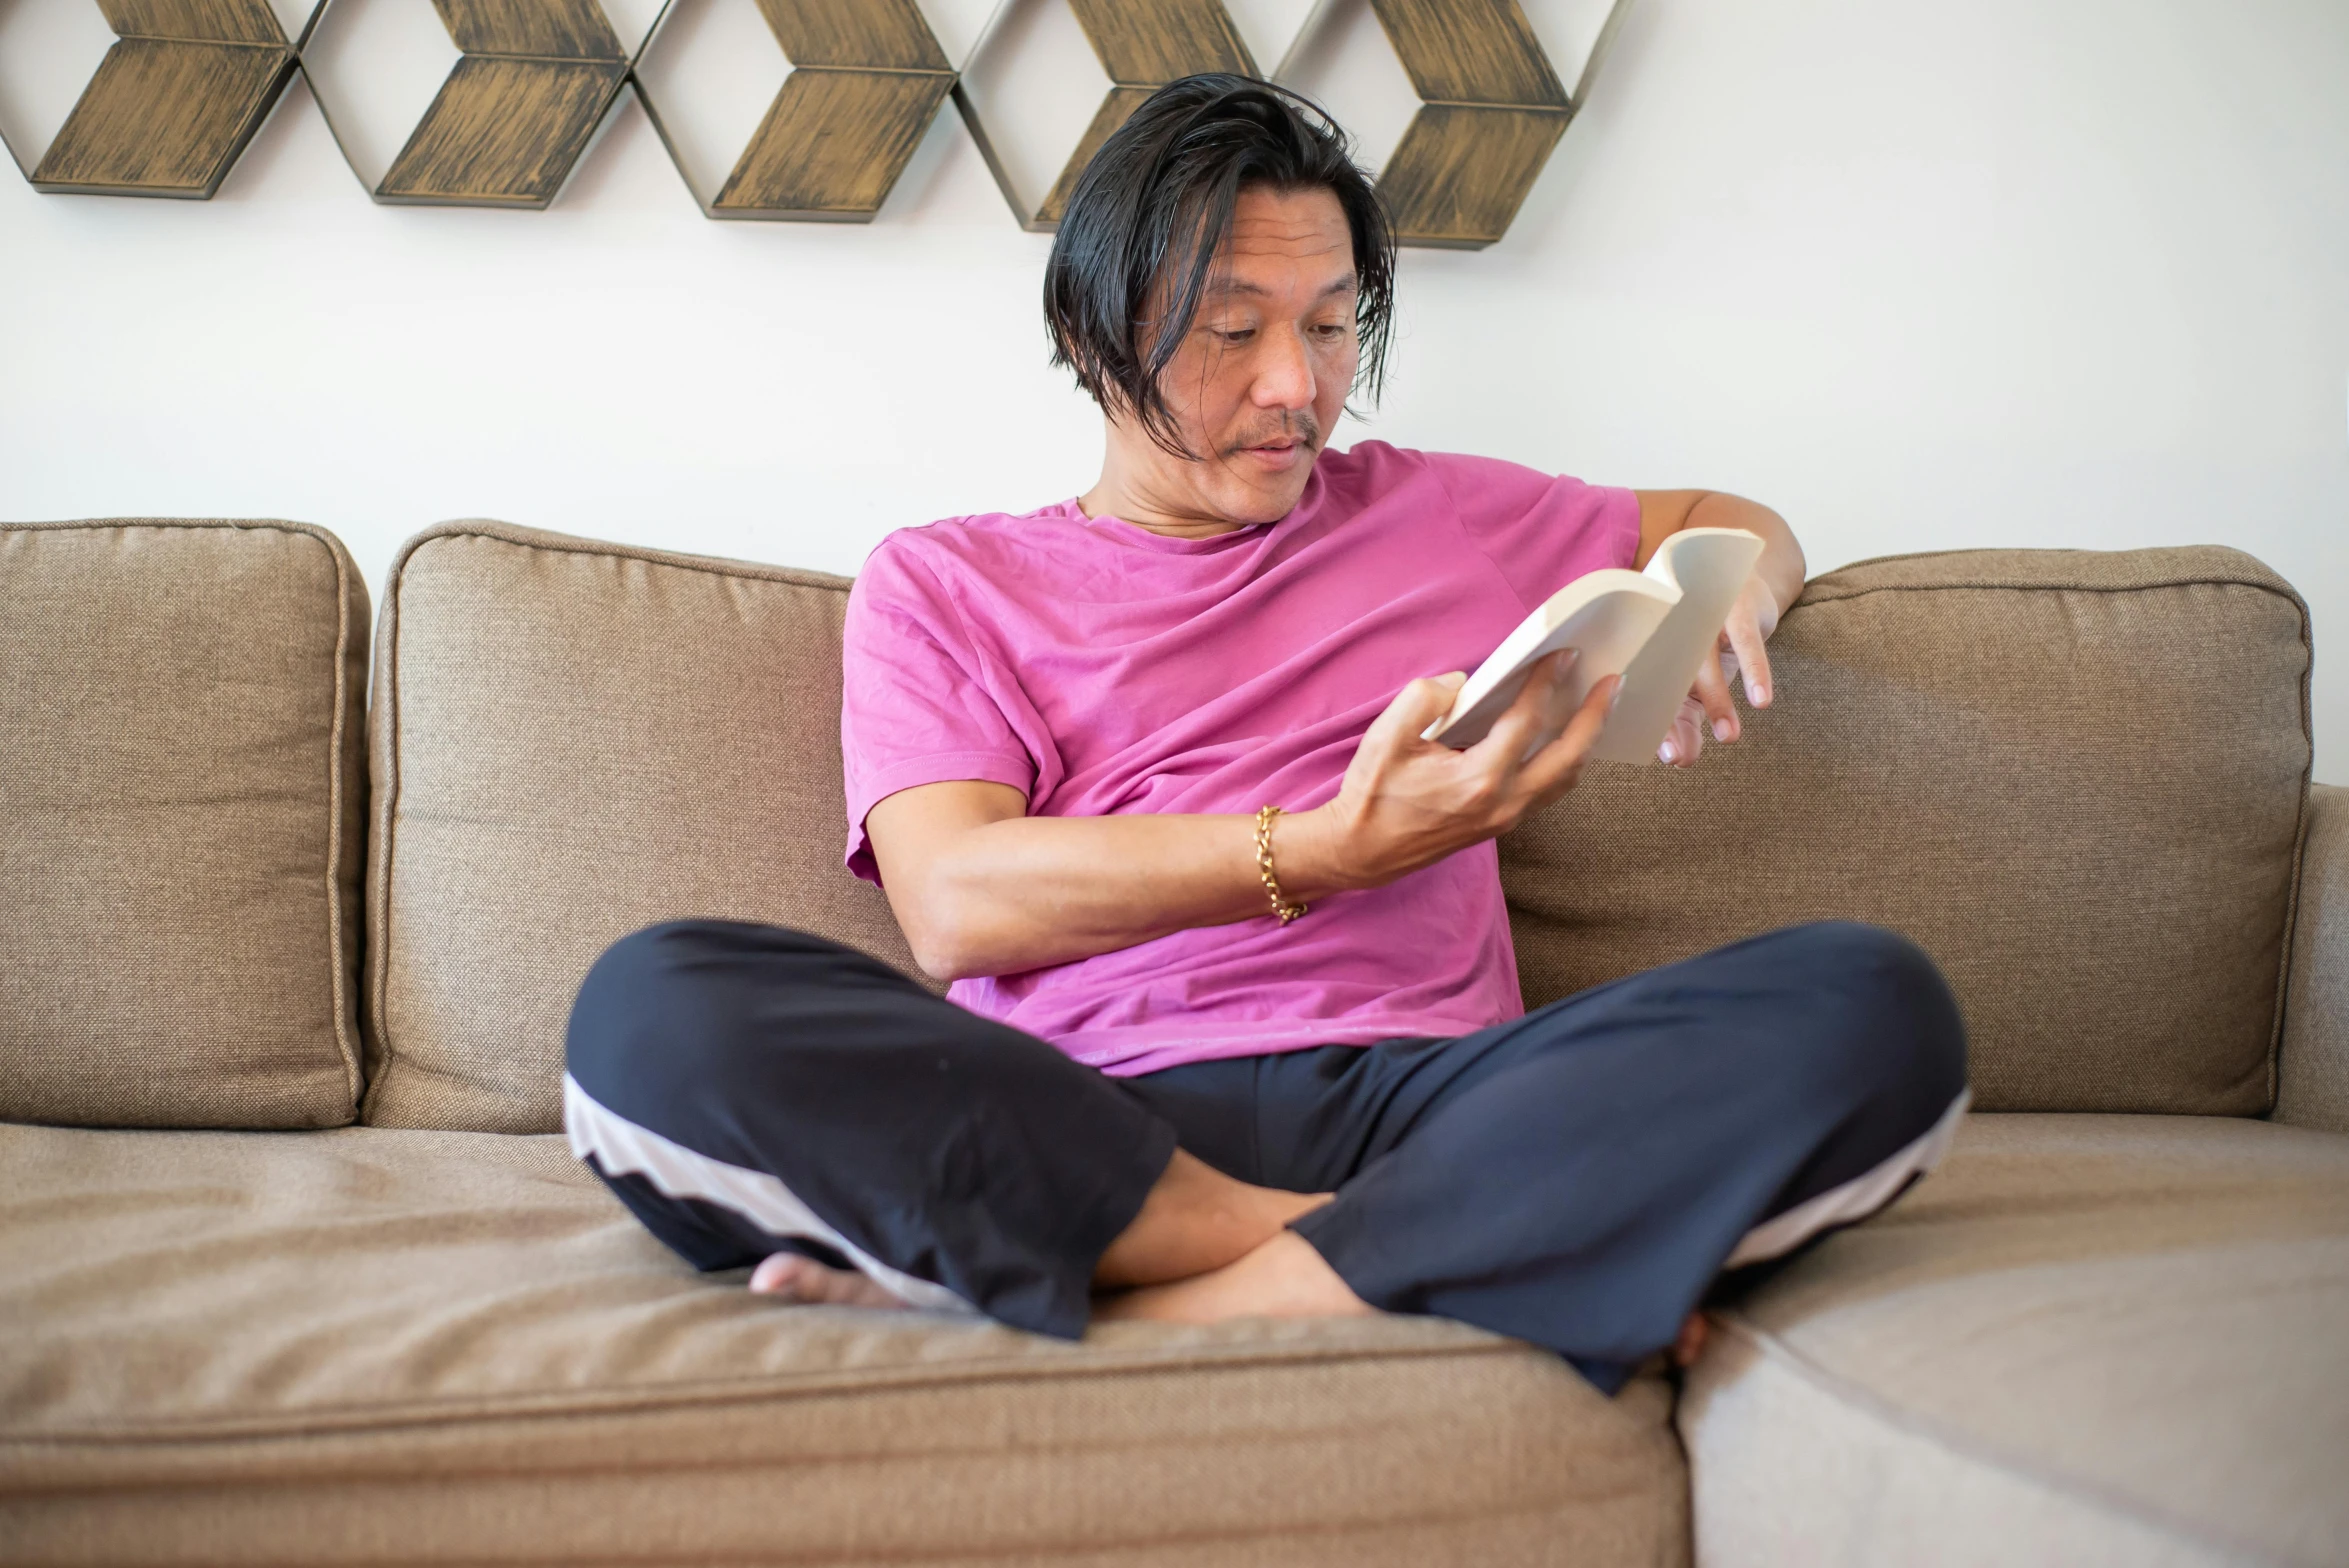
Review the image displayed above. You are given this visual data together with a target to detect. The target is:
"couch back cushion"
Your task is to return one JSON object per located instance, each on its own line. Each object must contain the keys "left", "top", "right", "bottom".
{"left": 1500, "top": 546, "right": 2312, "bottom": 1116}
{"left": 365, "top": 522, "right": 922, "bottom": 1132}
{"left": 0, "top": 520, "right": 368, "bottom": 1128}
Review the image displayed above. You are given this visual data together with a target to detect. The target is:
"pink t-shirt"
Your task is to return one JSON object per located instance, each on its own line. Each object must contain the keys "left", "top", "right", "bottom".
{"left": 842, "top": 440, "right": 1640, "bottom": 1076}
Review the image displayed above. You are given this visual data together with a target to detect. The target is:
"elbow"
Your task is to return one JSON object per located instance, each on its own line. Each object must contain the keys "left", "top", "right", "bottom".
{"left": 1774, "top": 512, "right": 1807, "bottom": 579}
{"left": 892, "top": 887, "right": 995, "bottom": 984}
{"left": 908, "top": 934, "right": 988, "bottom": 985}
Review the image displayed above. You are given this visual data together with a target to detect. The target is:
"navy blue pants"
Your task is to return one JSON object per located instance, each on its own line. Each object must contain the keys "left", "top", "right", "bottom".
{"left": 564, "top": 919, "right": 1967, "bottom": 1392}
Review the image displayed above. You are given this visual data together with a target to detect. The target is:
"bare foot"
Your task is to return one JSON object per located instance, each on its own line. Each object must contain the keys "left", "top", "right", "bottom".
{"left": 748, "top": 1253, "right": 909, "bottom": 1310}
{"left": 1094, "top": 1150, "right": 1335, "bottom": 1289}
{"left": 1094, "top": 1230, "right": 1374, "bottom": 1325}
{"left": 1672, "top": 1311, "right": 1711, "bottom": 1367}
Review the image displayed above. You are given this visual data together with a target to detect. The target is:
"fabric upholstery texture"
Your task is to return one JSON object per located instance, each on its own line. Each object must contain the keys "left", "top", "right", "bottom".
{"left": 7, "top": 527, "right": 2342, "bottom": 1564}
{"left": 1679, "top": 1113, "right": 2349, "bottom": 1567}
{"left": 364, "top": 522, "right": 926, "bottom": 1132}
{"left": 0, "top": 519, "right": 368, "bottom": 1129}
{"left": 2278, "top": 784, "right": 2349, "bottom": 1133}
{"left": 1500, "top": 547, "right": 2313, "bottom": 1116}
{"left": 0, "top": 1122, "right": 1688, "bottom": 1568}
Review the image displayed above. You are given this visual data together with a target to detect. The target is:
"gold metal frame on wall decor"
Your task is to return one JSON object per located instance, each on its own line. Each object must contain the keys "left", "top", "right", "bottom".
{"left": 0, "top": 0, "right": 1633, "bottom": 246}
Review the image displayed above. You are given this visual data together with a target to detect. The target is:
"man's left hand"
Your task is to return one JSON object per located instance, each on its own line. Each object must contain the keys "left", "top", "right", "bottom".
{"left": 1660, "top": 574, "right": 1781, "bottom": 768}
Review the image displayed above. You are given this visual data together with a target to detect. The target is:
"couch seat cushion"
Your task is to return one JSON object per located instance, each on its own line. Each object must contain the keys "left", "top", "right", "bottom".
{"left": 0, "top": 1123, "right": 1685, "bottom": 1567}
{"left": 1680, "top": 1113, "right": 2349, "bottom": 1567}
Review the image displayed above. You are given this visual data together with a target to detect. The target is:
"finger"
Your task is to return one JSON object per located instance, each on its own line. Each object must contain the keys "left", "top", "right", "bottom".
{"left": 1727, "top": 610, "right": 1773, "bottom": 707}
{"left": 1692, "top": 643, "right": 1739, "bottom": 745}
{"left": 1471, "top": 650, "right": 1578, "bottom": 772}
{"left": 1367, "top": 671, "right": 1468, "bottom": 759}
{"left": 1515, "top": 674, "right": 1620, "bottom": 803}
{"left": 1521, "top": 648, "right": 1584, "bottom": 747}
{"left": 1659, "top": 694, "right": 1705, "bottom": 767}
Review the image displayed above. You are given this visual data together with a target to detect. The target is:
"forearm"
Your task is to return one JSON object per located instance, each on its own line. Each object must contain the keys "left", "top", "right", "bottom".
{"left": 876, "top": 628, "right": 1615, "bottom": 983}
{"left": 895, "top": 805, "right": 1355, "bottom": 981}
{"left": 1686, "top": 492, "right": 1805, "bottom": 617}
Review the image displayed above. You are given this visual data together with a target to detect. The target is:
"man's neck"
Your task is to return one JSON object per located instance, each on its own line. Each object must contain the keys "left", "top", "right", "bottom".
{"left": 1079, "top": 439, "right": 1306, "bottom": 540}
{"left": 1075, "top": 481, "right": 1255, "bottom": 540}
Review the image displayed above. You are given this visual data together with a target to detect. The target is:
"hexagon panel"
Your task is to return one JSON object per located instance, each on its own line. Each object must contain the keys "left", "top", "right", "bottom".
{"left": 0, "top": 2, "right": 117, "bottom": 177}
{"left": 1365, "top": 0, "right": 1570, "bottom": 249}
{"left": 958, "top": 0, "right": 1257, "bottom": 231}
{"left": 365, "top": 0, "right": 630, "bottom": 207}
{"left": 297, "top": 0, "right": 464, "bottom": 191}
{"left": 653, "top": 0, "right": 956, "bottom": 221}
{"left": 1274, "top": 0, "right": 1421, "bottom": 179}
{"left": 634, "top": 0, "right": 963, "bottom": 220}
{"left": 29, "top": 0, "right": 302, "bottom": 198}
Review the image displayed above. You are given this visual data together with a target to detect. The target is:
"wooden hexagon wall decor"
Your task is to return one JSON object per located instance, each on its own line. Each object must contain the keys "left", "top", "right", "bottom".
{"left": 1369, "top": 0, "right": 1574, "bottom": 249}
{"left": 956, "top": 0, "right": 1257, "bottom": 233}
{"left": 638, "top": 0, "right": 958, "bottom": 222}
{"left": 11, "top": 0, "right": 1634, "bottom": 247}
{"left": 374, "top": 0, "right": 633, "bottom": 207}
{"left": 31, "top": 0, "right": 299, "bottom": 198}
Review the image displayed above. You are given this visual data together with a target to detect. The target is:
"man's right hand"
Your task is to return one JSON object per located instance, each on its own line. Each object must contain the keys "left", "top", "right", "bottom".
{"left": 867, "top": 652, "right": 1615, "bottom": 981}
{"left": 1286, "top": 652, "right": 1620, "bottom": 894}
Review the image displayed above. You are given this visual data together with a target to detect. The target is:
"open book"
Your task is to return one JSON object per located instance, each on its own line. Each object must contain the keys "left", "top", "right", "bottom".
{"left": 1424, "top": 527, "right": 1766, "bottom": 762}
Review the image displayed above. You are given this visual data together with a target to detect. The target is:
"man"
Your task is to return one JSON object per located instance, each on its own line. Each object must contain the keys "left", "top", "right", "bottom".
{"left": 564, "top": 76, "right": 1967, "bottom": 1391}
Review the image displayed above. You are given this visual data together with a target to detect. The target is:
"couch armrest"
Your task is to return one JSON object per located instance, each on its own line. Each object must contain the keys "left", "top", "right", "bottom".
{"left": 2277, "top": 784, "right": 2349, "bottom": 1131}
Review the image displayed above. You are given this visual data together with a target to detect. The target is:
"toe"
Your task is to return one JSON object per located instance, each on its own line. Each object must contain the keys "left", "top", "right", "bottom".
{"left": 748, "top": 1252, "right": 910, "bottom": 1310}
{"left": 748, "top": 1254, "right": 807, "bottom": 1296}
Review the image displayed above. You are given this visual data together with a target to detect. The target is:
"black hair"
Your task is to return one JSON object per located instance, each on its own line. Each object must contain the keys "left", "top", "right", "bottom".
{"left": 1043, "top": 73, "right": 1397, "bottom": 457}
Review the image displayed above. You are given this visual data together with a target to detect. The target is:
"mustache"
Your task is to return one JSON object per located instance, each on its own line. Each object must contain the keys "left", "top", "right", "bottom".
{"left": 1220, "top": 411, "right": 1321, "bottom": 459}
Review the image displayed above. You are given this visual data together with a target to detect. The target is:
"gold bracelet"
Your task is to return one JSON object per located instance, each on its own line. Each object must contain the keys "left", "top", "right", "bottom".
{"left": 1253, "top": 805, "right": 1308, "bottom": 925}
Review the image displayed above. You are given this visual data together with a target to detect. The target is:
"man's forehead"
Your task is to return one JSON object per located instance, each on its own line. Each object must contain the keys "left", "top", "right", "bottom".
{"left": 1206, "top": 191, "right": 1359, "bottom": 299}
{"left": 1203, "top": 271, "right": 1359, "bottom": 300}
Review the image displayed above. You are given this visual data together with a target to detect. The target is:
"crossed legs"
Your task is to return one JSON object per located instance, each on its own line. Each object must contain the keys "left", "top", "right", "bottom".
{"left": 747, "top": 1147, "right": 1342, "bottom": 1311}
{"left": 565, "top": 919, "right": 1966, "bottom": 1388}
{"left": 747, "top": 1150, "right": 1720, "bottom": 1362}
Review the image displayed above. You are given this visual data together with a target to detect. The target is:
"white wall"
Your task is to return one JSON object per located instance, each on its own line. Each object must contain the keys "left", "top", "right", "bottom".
{"left": 3, "top": 0, "right": 2344, "bottom": 781}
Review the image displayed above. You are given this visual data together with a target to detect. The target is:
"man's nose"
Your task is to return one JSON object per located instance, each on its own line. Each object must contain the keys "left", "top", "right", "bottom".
{"left": 1252, "top": 326, "right": 1318, "bottom": 410}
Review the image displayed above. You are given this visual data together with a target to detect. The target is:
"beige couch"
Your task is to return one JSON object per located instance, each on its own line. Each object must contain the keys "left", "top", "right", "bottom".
{"left": 2, "top": 516, "right": 2342, "bottom": 1568}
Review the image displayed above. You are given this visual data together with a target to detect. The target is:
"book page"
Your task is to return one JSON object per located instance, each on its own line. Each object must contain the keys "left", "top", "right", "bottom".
{"left": 1587, "top": 528, "right": 1765, "bottom": 763}
{"left": 1426, "top": 578, "right": 1674, "bottom": 749}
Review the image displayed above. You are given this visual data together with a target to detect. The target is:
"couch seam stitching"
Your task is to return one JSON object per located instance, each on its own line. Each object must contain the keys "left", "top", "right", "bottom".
{"left": 0, "top": 1338, "right": 1554, "bottom": 1448}
{"left": 359, "top": 533, "right": 412, "bottom": 1123}
{"left": 422, "top": 518, "right": 854, "bottom": 593}
{"left": 1799, "top": 574, "right": 2301, "bottom": 605}
{"left": 0, "top": 1488, "right": 1647, "bottom": 1562}
{"left": 2269, "top": 603, "right": 2318, "bottom": 1116}
{"left": 2273, "top": 787, "right": 2347, "bottom": 1127}
{"left": 1807, "top": 543, "right": 2295, "bottom": 591}
{"left": 314, "top": 526, "right": 362, "bottom": 1116}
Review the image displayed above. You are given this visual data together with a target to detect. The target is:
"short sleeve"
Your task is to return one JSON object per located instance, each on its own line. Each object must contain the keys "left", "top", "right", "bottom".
{"left": 840, "top": 537, "right": 1036, "bottom": 884}
{"left": 1422, "top": 450, "right": 1642, "bottom": 611}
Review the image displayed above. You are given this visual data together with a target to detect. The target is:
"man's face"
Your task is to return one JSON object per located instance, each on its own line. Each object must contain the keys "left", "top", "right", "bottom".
{"left": 1115, "top": 185, "right": 1362, "bottom": 529}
